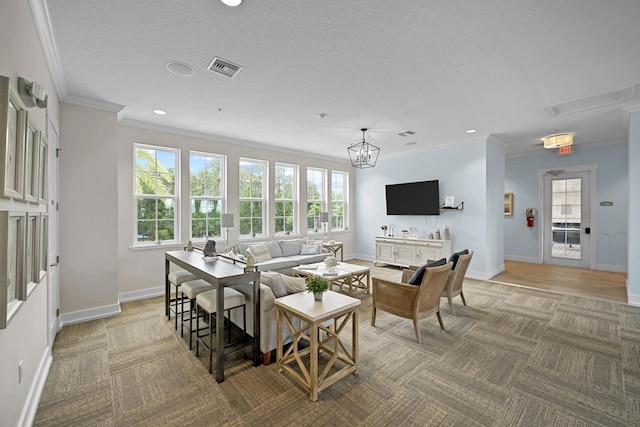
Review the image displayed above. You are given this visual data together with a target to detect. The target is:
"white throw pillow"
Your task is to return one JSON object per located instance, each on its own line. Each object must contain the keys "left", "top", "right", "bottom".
{"left": 260, "top": 271, "right": 287, "bottom": 298}
{"left": 280, "top": 274, "right": 307, "bottom": 294}
{"left": 247, "top": 242, "right": 272, "bottom": 263}
{"left": 306, "top": 238, "right": 325, "bottom": 246}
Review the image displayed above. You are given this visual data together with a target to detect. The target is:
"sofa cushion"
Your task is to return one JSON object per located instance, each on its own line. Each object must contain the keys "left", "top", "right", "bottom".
{"left": 306, "top": 238, "right": 325, "bottom": 246}
{"left": 265, "top": 240, "right": 283, "bottom": 258}
{"left": 280, "top": 274, "right": 307, "bottom": 294}
{"left": 408, "top": 258, "right": 447, "bottom": 285}
{"left": 279, "top": 238, "right": 306, "bottom": 256}
{"left": 255, "top": 257, "right": 298, "bottom": 271}
{"left": 288, "top": 253, "right": 329, "bottom": 265}
{"left": 300, "top": 243, "right": 322, "bottom": 255}
{"left": 448, "top": 249, "right": 470, "bottom": 270}
{"left": 247, "top": 242, "right": 272, "bottom": 262}
{"left": 260, "top": 271, "right": 287, "bottom": 298}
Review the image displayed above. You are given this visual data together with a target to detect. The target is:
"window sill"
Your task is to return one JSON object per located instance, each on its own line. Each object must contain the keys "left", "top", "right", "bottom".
{"left": 129, "top": 242, "right": 185, "bottom": 251}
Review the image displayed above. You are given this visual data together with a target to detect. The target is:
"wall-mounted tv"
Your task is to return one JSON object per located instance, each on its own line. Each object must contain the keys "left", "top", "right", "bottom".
{"left": 386, "top": 180, "right": 440, "bottom": 215}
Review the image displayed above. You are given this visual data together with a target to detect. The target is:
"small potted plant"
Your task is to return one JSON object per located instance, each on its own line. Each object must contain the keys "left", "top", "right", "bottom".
{"left": 306, "top": 277, "right": 329, "bottom": 301}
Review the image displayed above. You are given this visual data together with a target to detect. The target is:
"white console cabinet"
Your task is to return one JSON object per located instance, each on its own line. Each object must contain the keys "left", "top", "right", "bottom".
{"left": 374, "top": 236, "right": 451, "bottom": 268}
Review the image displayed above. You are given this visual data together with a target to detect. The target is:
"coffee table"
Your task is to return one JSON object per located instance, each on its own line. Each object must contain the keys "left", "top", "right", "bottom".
{"left": 292, "top": 261, "right": 371, "bottom": 296}
{"left": 275, "top": 290, "right": 360, "bottom": 401}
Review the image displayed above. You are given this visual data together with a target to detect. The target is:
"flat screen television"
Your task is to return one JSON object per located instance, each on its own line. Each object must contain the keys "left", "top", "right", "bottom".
{"left": 386, "top": 180, "right": 440, "bottom": 215}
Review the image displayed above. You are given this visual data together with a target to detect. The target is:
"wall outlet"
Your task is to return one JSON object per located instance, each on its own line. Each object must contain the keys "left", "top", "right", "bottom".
{"left": 18, "top": 360, "right": 23, "bottom": 383}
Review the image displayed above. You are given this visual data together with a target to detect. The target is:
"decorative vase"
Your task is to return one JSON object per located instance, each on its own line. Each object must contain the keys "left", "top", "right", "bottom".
{"left": 324, "top": 256, "right": 338, "bottom": 267}
{"left": 313, "top": 291, "right": 324, "bottom": 301}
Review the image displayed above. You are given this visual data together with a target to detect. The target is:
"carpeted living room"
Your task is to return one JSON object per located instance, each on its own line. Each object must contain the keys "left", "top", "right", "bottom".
{"left": 34, "top": 261, "right": 640, "bottom": 426}
{"left": 3, "top": 1, "right": 640, "bottom": 426}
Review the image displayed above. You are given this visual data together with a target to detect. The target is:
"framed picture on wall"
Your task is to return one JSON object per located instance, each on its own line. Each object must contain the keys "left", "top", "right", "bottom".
{"left": 23, "top": 113, "right": 41, "bottom": 203}
{"left": 504, "top": 192, "right": 514, "bottom": 216}
{"left": 0, "top": 76, "right": 26, "bottom": 200}
{"left": 0, "top": 211, "right": 26, "bottom": 329}
{"left": 39, "top": 213, "right": 48, "bottom": 282}
{"left": 26, "top": 212, "right": 40, "bottom": 296}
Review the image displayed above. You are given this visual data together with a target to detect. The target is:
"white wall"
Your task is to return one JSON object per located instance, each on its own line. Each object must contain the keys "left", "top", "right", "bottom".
{"left": 0, "top": 1, "right": 60, "bottom": 426}
{"left": 353, "top": 138, "right": 501, "bottom": 279}
{"left": 504, "top": 141, "right": 628, "bottom": 271}
{"left": 628, "top": 112, "right": 640, "bottom": 305}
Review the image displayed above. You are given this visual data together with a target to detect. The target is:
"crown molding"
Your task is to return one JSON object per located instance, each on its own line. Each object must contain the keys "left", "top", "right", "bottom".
{"left": 487, "top": 134, "right": 508, "bottom": 150}
{"left": 118, "top": 118, "right": 350, "bottom": 164}
{"left": 506, "top": 137, "right": 627, "bottom": 159}
{"left": 28, "top": 0, "right": 68, "bottom": 99}
{"left": 62, "top": 94, "right": 126, "bottom": 114}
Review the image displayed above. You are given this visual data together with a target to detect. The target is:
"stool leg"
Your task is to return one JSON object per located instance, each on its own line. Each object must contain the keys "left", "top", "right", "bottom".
{"left": 189, "top": 298, "right": 195, "bottom": 350}
{"left": 180, "top": 290, "right": 185, "bottom": 337}
{"left": 209, "top": 311, "right": 214, "bottom": 374}
{"left": 174, "top": 284, "right": 179, "bottom": 330}
{"left": 195, "top": 305, "right": 200, "bottom": 357}
{"left": 242, "top": 305, "right": 247, "bottom": 343}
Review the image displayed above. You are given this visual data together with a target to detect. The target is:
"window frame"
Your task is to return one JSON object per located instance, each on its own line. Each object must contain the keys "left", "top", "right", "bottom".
{"left": 189, "top": 151, "right": 227, "bottom": 242}
{"left": 274, "top": 162, "right": 298, "bottom": 236}
{"left": 239, "top": 158, "right": 268, "bottom": 239}
{"left": 331, "top": 170, "right": 349, "bottom": 231}
{"left": 133, "top": 143, "right": 180, "bottom": 247}
{"left": 307, "top": 167, "right": 326, "bottom": 233}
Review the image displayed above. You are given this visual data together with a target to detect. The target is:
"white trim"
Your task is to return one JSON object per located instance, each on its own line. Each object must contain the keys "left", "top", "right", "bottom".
{"left": 63, "top": 94, "right": 125, "bottom": 114}
{"left": 18, "top": 346, "right": 52, "bottom": 427}
{"left": 628, "top": 293, "right": 640, "bottom": 307}
{"left": 59, "top": 303, "right": 121, "bottom": 328}
{"left": 28, "top": 0, "right": 68, "bottom": 99}
{"left": 468, "top": 267, "right": 503, "bottom": 281}
{"left": 504, "top": 255, "right": 539, "bottom": 264}
{"left": 594, "top": 263, "right": 627, "bottom": 273}
{"left": 119, "top": 286, "right": 164, "bottom": 303}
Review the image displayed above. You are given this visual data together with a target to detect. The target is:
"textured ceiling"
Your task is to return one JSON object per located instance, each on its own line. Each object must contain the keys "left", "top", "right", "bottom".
{"left": 44, "top": 0, "right": 640, "bottom": 161}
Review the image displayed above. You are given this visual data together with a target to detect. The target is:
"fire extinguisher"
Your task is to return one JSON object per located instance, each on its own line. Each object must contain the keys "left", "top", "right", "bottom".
{"left": 526, "top": 208, "right": 536, "bottom": 227}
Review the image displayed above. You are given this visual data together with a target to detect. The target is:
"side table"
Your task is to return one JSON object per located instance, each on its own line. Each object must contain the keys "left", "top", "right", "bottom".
{"left": 323, "top": 241, "right": 344, "bottom": 261}
{"left": 275, "top": 291, "right": 360, "bottom": 401}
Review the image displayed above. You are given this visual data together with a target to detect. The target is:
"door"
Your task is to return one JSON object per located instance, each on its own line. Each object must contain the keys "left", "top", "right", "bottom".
{"left": 47, "top": 118, "right": 60, "bottom": 344}
{"left": 542, "top": 170, "right": 591, "bottom": 268}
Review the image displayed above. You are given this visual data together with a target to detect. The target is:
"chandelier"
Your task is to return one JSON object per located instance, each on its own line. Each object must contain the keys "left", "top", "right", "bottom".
{"left": 347, "top": 128, "right": 380, "bottom": 168}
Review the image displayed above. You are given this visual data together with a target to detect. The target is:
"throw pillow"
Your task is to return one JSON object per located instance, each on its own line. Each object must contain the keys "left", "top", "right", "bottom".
{"left": 280, "top": 274, "right": 307, "bottom": 294}
{"left": 266, "top": 240, "right": 283, "bottom": 258}
{"left": 260, "top": 271, "right": 287, "bottom": 298}
{"left": 306, "top": 238, "right": 325, "bottom": 246}
{"left": 448, "top": 249, "right": 470, "bottom": 270}
{"left": 247, "top": 242, "right": 272, "bottom": 263}
{"left": 408, "top": 258, "right": 447, "bottom": 285}
{"left": 300, "top": 244, "right": 322, "bottom": 255}
{"left": 279, "top": 238, "right": 306, "bottom": 256}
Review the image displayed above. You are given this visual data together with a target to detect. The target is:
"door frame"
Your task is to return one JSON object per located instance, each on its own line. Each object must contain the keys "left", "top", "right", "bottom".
{"left": 536, "top": 163, "right": 598, "bottom": 268}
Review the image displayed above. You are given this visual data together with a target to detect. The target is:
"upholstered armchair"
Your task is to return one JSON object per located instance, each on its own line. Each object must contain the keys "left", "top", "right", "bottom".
{"left": 370, "top": 262, "right": 453, "bottom": 343}
{"left": 442, "top": 251, "right": 473, "bottom": 315}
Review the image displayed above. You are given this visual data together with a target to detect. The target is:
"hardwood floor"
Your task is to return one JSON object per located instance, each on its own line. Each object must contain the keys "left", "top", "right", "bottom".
{"left": 491, "top": 260, "right": 628, "bottom": 304}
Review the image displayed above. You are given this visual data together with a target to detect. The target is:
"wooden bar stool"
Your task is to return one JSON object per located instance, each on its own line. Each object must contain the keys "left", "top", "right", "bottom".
{"left": 180, "top": 279, "right": 215, "bottom": 349}
{"left": 195, "top": 288, "right": 246, "bottom": 374}
{"left": 168, "top": 270, "right": 198, "bottom": 329}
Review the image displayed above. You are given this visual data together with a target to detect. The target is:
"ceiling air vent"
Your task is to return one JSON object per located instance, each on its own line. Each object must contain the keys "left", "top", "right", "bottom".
{"left": 207, "top": 57, "right": 243, "bottom": 79}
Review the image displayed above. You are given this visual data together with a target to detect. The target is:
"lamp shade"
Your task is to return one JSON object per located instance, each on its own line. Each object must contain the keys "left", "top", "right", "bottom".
{"left": 220, "top": 213, "right": 234, "bottom": 228}
{"left": 543, "top": 133, "right": 573, "bottom": 149}
{"left": 319, "top": 212, "right": 329, "bottom": 223}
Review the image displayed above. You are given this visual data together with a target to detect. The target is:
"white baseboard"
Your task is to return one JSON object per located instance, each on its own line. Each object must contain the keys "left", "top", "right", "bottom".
{"left": 19, "top": 346, "right": 52, "bottom": 427}
{"left": 119, "top": 286, "right": 164, "bottom": 303}
{"left": 594, "top": 263, "right": 627, "bottom": 273}
{"left": 467, "top": 265, "right": 503, "bottom": 281}
{"left": 504, "top": 255, "right": 539, "bottom": 263}
{"left": 59, "top": 303, "right": 121, "bottom": 328}
{"left": 628, "top": 291, "right": 640, "bottom": 307}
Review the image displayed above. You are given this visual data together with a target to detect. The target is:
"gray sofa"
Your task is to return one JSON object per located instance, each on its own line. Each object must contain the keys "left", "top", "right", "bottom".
{"left": 230, "top": 238, "right": 330, "bottom": 362}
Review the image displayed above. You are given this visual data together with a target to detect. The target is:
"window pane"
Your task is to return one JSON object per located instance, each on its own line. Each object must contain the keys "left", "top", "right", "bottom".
{"left": 157, "top": 220, "right": 175, "bottom": 241}
{"left": 137, "top": 221, "right": 156, "bottom": 242}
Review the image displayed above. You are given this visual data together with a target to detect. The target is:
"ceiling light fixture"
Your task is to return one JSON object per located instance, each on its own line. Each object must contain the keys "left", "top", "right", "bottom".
{"left": 347, "top": 128, "right": 380, "bottom": 169}
{"left": 543, "top": 133, "right": 573, "bottom": 149}
{"left": 466, "top": 129, "right": 477, "bottom": 134}
{"left": 220, "top": 0, "right": 242, "bottom": 6}
{"left": 153, "top": 109, "right": 167, "bottom": 115}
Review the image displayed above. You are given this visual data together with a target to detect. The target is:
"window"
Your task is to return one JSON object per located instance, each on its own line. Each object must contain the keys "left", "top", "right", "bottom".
{"left": 239, "top": 158, "right": 266, "bottom": 237}
{"left": 307, "top": 167, "right": 326, "bottom": 232}
{"left": 134, "top": 144, "right": 178, "bottom": 245}
{"left": 190, "top": 152, "right": 225, "bottom": 240}
{"left": 331, "top": 170, "right": 348, "bottom": 230}
{"left": 275, "top": 163, "right": 297, "bottom": 235}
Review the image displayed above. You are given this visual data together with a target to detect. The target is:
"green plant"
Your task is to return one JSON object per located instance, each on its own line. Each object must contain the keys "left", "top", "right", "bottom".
{"left": 306, "top": 276, "right": 329, "bottom": 294}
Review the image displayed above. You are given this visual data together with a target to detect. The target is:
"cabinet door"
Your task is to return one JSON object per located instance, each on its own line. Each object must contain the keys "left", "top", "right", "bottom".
{"left": 416, "top": 246, "right": 442, "bottom": 264}
{"left": 376, "top": 242, "right": 395, "bottom": 263}
{"left": 395, "top": 244, "right": 417, "bottom": 266}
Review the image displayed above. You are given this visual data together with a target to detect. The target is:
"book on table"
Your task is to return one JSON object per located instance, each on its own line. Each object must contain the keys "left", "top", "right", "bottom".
{"left": 299, "top": 264, "right": 318, "bottom": 270}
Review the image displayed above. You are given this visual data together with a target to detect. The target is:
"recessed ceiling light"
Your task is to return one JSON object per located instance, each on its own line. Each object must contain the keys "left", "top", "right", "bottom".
{"left": 317, "top": 113, "right": 327, "bottom": 119}
{"left": 466, "top": 129, "right": 477, "bottom": 134}
{"left": 153, "top": 109, "right": 167, "bottom": 115}
{"left": 220, "top": 0, "right": 242, "bottom": 6}
{"left": 166, "top": 61, "right": 195, "bottom": 77}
